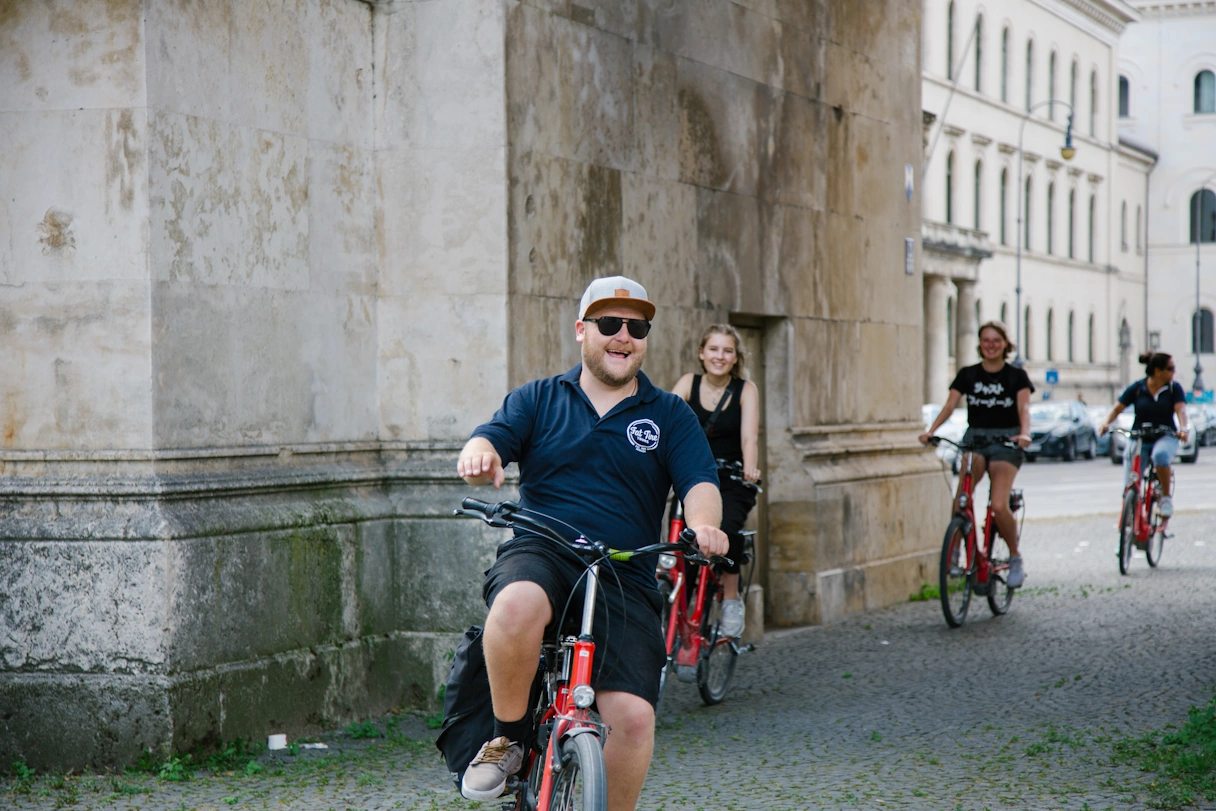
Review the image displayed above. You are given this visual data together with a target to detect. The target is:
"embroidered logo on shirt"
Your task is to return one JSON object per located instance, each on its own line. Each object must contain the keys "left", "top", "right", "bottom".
{"left": 627, "top": 419, "right": 660, "bottom": 453}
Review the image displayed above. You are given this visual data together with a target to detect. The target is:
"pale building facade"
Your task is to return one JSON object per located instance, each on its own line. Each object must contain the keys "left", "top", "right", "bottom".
{"left": 921, "top": 0, "right": 1151, "bottom": 407}
{"left": 1118, "top": 2, "right": 1216, "bottom": 394}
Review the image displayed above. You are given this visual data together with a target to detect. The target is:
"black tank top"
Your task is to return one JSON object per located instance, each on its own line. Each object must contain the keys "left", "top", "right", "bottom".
{"left": 688, "top": 375, "right": 744, "bottom": 463}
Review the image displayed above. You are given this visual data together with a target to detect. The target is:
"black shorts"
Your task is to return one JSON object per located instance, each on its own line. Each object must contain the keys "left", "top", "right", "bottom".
{"left": 963, "top": 427, "right": 1024, "bottom": 468}
{"left": 482, "top": 538, "right": 667, "bottom": 707}
{"left": 718, "top": 477, "right": 757, "bottom": 575}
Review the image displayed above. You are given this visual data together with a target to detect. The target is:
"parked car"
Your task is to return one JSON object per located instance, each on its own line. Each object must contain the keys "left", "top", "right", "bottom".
{"left": 1026, "top": 400, "right": 1098, "bottom": 461}
{"left": 1204, "top": 404, "right": 1216, "bottom": 445}
{"left": 1086, "top": 404, "right": 1114, "bottom": 457}
{"left": 1109, "top": 409, "right": 1199, "bottom": 464}
{"left": 923, "top": 403, "right": 968, "bottom": 473}
{"left": 1187, "top": 404, "right": 1214, "bottom": 446}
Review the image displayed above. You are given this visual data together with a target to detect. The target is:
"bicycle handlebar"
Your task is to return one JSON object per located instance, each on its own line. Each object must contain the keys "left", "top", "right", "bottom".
{"left": 1110, "top": 427, "right": 1181, "bottom": 439}
{"left": 927, "top": 435, "right": 1021, "bottom": 451}
{"left": 456, "top": 498, "right": 726, "bottom": 569}
{"left": 715, "top": 459, "right": 763, "bottom": 494}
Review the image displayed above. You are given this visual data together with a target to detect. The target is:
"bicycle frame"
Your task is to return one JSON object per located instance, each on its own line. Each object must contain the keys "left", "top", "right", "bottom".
{"left": 1123, "top": 437, "right": 1167, "bottom": 544}
{"left": 953, "top": 449, "right": 1000, "bottom": 593}
{"left": 660, "top": 501, "right": 720, "bottom": 672}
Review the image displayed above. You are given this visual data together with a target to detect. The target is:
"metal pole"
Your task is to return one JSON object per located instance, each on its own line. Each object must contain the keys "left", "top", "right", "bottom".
{"left": 1014, "top": 100, "right": 1075, "bottom": 368}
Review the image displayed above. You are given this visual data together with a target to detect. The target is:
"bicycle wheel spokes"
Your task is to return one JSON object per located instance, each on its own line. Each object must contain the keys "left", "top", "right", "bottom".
{"left": 1119, "top": 490, "right": 1137, "bottom": 576}
{"left": 939, "top": 516, "right": 972, "bottom": 628}
{"left": 549, "top": 733, "right": 607, "bottom": 811}
{"left": 696, "top": 635, "right": 738, "bottom": 705}
{"left": 986, "top": 531, "right": 1014, "bottom": 616}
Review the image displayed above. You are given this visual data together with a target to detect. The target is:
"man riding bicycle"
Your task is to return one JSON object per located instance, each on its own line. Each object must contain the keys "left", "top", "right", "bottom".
{"left": 456, "top": 276, "right": 728, "bottom": 810}
{"left": 1096, "top": 351, "right": 1189, "bottom": 517}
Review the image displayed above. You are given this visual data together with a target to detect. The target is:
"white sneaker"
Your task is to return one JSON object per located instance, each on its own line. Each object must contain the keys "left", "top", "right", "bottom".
{"left": 1006, "top": 556, "right": 1025, "bottom": 588}
{"left": 719, "top": 599, "right": 745, "bottom": 638}
{"left": 461, "top": 736, "right": 523, "bottom": 801}
{"left": 1159, "top": 496, "right": 1174, "bottom": 517}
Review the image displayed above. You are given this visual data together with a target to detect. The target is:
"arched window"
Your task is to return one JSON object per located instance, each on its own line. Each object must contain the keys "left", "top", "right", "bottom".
{"left": 946, "top": 151, "right": 955, "bottom": 224}
{"left": 1119, "top": 75, "right": 1130, "bottom": 117}
{"left": 1024, "top": 306, "right": 1032, "bottom": 360}
{"left": 1068, "top": 311, "right": 1075, "bottom": 362}
{"left": 1024, "top": 176, "right": 1033, "bottom": 249}
{"left": 1070, "top": 59, "right": 1078, "bottom": 112}
{"left": 947, "top": 2, "right": 955, "bottom": 79}
{"left": 1089, "top": 70, "right": 1098, "bottom": 136}
{"left": 1047, "top": 182, "right": 1055, "bottom": 255}
{"left": 1046, "top": 308, "right": 1055, "bottom": 361}
{"left": 1001, "top": 302, "right": 1008, "bottom": 325}
{"left": 1191, "top": 188, "right": 1216, "bottom": 243}
{"left": 974, "top": 16, "right": 983, "bottom": 92}
{"left": 1194, "top": 308, "right": 1215, "bottom": 354}
{"left": 1088, "top": 194, "right": 1096, "bottom": 262}
{"left": 1049, "top": 51, "right": 1057, "bottom": 120}
{"left": 1026, "top": 41, "right": 1034, "bottom": 111}
{"left": 1068, "top": 189, "right": 1076, "bottom": 259}
{"left": 1001, "top": 28, "right": 1010, "bottom": 103}
{"left": 1195, "top": 70, "right": 1215, "bottom": 114}
{"left": 1136, "top": 205, "right": 1142, "bottom": 252}
{"left": 1121, "top": 201, "right": 1128, "bottom": 251}
{"left": 1000, "top": 168, "right": 1008, "bottom": 245}
{"left": 1088, "top": 313, "right": 1095, "bottom": 362}
{"left": 974, "top": 160, "right": 983, "bottom": 229}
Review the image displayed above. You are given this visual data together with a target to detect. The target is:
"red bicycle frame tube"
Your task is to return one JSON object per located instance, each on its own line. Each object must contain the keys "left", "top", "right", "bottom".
{"left": 662, "top": 505, "right": 713, "bottom": 669}
{"left": 956, "top": 451, "right": 993, "bottom": 585}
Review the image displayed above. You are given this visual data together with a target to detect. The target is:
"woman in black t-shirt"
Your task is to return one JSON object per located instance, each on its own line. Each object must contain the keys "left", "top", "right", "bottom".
{"left": 673, "top": 324, "right": 760, "bottom": 638}
{"left": 920, "top": 321, "right": 1033, "bottom": 588}
{"left": 1095, "top": 352, "right": 1190, "bottom": 518}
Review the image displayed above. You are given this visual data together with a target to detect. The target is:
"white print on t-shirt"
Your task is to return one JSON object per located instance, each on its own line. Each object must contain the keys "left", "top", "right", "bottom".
{"left": 627, "top": 419, "right": 661, "bottom": 453}
{"left": 971, "top": 380, "right": 1013, "bottom": 410}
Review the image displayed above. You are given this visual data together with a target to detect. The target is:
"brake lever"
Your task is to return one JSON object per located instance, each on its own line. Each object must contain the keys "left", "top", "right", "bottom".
{"left": 453, "top": 508, "right": 511, "bottom": 529}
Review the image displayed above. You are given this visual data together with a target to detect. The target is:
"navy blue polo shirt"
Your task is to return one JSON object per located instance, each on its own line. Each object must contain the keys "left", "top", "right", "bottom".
{"left": 1119, "top": 378, "right": 1186, "bottom": 429}
{"left": 471, "top": 365, "right": 718, "bottom": 589}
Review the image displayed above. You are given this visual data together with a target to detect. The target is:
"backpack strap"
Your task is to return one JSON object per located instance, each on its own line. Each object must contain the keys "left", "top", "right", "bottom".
{"left": 702, "top": 378, "right": 743, "bottom": 438}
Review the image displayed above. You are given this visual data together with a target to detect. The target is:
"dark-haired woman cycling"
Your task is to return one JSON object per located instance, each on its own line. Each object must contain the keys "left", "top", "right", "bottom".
{"left": 1096, "top": 352, "right": 1190, "bottom": 517}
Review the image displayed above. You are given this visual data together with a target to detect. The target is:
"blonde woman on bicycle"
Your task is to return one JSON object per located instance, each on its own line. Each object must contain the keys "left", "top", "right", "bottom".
{"left": 919, "top": 321, "right": 1033, "bottom": 587}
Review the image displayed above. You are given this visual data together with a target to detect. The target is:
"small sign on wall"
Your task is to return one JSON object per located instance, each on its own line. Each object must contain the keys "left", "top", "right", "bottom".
{"left": 905, "top": 237, "right": 915, "bottom": 275}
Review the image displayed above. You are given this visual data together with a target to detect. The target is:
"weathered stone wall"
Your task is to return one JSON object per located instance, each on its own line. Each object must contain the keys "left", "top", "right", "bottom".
{"left": 502, "top": 0, "right": 945, "bottom": 626}
{"left": 0, "top": 0, "right": 943, "bottom": 770}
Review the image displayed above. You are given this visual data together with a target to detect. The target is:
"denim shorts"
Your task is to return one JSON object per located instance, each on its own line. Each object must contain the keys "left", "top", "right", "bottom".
{"left": 1123, "top": 434, "right": 1179, "bottom": 485}
{"left": 962, "top": 427, "right": 1025, "bottom": 468}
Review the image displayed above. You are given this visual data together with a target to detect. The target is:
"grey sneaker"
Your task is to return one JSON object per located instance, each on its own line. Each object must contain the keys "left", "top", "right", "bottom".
{"left": 1006, "top": 555, "right": 1025, "bottom": 589}
{"left": 719, "top": 599, "right": 745, "bottom": 638}
{"left": 1159, "top": 496, "right": 1174, "bottom": 517}
{"left": 461, "top": 736, "right": 524, "bottom": 801}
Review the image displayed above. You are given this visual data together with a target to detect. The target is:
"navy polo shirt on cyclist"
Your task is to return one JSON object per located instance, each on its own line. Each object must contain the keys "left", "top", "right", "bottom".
{"left": 1118, "top": 378, "right": 1186, "bottom": 430}
{"left": 471, "top": 364, "right": 718, "bottom": 589}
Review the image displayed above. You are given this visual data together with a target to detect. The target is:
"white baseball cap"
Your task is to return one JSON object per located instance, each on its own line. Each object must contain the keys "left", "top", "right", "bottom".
{"left": 578, "top": 276, "right": 656, "bottom": 321}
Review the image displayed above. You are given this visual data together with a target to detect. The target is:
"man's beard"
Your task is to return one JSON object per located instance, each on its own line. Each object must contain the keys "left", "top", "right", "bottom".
{"left": 582, "top": 342, "right": 645, "bottom": 387}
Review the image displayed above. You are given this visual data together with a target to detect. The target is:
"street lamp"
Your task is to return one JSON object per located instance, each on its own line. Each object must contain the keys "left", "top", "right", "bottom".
{"left": 1190, "top": 170, "right": 1216, "bottom": 394}
{"left": 1014, "top": 101, "right": 1077, "bottom": 367}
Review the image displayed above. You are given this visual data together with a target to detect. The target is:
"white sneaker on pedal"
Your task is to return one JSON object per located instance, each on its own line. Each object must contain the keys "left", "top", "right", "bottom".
{"left": 1006, "top": 555, "right": 1026, "bottom": 589}
{"left": 461, "top": 736, "right": 523, "bottom": 801}
{"left": 719, "top": 599, "right": 745, "bottom": 638}
{"left": 1159, "top": 496, "right": 1174, "bottom": 517}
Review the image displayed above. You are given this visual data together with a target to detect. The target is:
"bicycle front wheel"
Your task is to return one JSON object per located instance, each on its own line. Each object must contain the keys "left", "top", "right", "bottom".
{"left": 986, "top": 526, "right": 1015, "bottom": 616}
{"left": 549, "top": 733, "right": 607, "bottom": 811}
{"left": 654, "top": 579, "right": 676, "bottom": 717}
{"left": 1119, "top": 490, "right": 1137, "bottom": 575}
{"left": 940, "top": 516, "right": 972, "bottom": 628}
{"left": 696, "top": 634, "right": 738, "bottom": 705}
{"left": 1145, "top": 527, "right": 1164, "bottom": 567}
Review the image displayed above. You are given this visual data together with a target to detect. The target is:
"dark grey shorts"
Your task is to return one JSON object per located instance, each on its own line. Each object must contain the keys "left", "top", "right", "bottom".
{"left": 963, "top": 427, "right": 1025, "bottom": 468}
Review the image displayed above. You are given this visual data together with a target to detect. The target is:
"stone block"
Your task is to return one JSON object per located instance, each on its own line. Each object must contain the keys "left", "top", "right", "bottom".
{"left": 149, "top": 111, "right": 309, "bottom": 289}
{"left": 397, "top": 518, "right": 498, "bottom": 633}
{"left": 504, "top": 293, "right": 583, "bottom": 388}
{"left": 309, "top": 142, "right": 377, "bottom": 295}
{"left": 766, "top": 204, "right": 829, "bottom": 320}
{"left": 507, "top": 4, "right": 635, "bottom": 170}
{"left": 0, "top": 541, "right": 166, "bottom": 674}
{"left": 0, "top": 109, "right": 149, "bottom": 285}
{"left": 378, "top": 292, "right": 510, "bottom": 441}
{"left": 509, "top": 150, "right": 624, "bottom": 299}
{"left": 0, "top": 281, "right": 153, "bottom": 450}
{"left": 766, "top": 570, "right": 817, "bottom": 626}
{"left": 0, "top": 0, "right": 145, "bottom": 113}
{"left": 145, "top": 0, "right": 233, "bottom": 123}
{"left": 777, "top": 14, "right": 825, "bottom": 100}
{"left": 766, "top": 93, "right": 828, "bottom": 210}
{"left": 382, "top": 0, "right": 507, "bottom": 151}
{"left": 306, "top": 0, "right": 374, "bottom": 148}
{"left": 379, "top": 146, "right": 509, "bottom": 298}
{"left": 639, "top": 0, "right": 781, "bottom": 90}
{"left": 228, "top": 0, "right": 310, "bottom": 138}
{"left": 150, "top": 283, "right": 378, "bottom": 447}
{"left": 620, "top": 173, "right": 698, "bottom": 308}
{"left": 676, "top": 58, "right": 769, "bottom": 197}
{"left": 695, "top": 187, "right": 764, "bottom": 312}
{"left": 632, "top": 44, "right": 680, "bottom": 181}
{"left": 524, "top": 0, "right": 640, "bottom": 40}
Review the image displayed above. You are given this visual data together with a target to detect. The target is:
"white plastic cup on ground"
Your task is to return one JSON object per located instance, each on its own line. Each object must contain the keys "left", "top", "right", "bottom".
{"left": 268, "top": 734, "right": 287, "bottom": 751}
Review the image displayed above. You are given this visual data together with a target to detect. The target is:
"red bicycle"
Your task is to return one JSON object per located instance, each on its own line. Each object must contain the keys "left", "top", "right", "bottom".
{"left": 655, "top": 461, "right": 760, "bottom": 710}
{"left": 929, "top": 437, "right": 1025, "bottom": 628}
{"left": 456, "top": 498, "right": 712, "bottom": 811}
{"left": 1113, "top": 427, "right": 1176, "bottom": 574}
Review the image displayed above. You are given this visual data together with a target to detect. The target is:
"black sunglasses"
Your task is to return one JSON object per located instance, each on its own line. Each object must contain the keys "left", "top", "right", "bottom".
{"left": 1166, "top": 365, "right": 1177, "bottom": 371}
{"left": 584, "top": 316, "right": 652, "bottom": 339}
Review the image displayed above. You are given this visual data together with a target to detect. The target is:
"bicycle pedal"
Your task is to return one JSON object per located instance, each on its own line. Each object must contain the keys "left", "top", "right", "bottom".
{"left": 676, "top": 664, "right": 697, "bottom": 683}
{"left": 737, "top": 643, "right": 756, "bottom": 654}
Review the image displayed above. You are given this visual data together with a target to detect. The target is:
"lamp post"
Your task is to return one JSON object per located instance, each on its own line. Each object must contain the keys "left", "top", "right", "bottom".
{"left": 1014, "top": 101, "right": 1076, "bottom": 367}
{"left": 1191, "top": 170, "right": 1216, "bottom": 394}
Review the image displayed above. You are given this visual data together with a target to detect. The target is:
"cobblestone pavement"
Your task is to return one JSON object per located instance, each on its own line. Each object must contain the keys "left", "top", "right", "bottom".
{"left": 5, "top": 511, "right": 1215, "bottom": 811}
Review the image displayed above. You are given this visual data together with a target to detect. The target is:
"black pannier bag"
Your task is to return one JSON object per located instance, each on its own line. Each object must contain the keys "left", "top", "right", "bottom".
{"left": 435, "top": 626, "right": 495, "bottom": 787}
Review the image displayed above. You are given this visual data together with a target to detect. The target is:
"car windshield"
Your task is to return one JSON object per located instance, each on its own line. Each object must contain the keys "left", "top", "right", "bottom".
{"left": 1030, "top": 404, "right": 1070, "bottom": 423}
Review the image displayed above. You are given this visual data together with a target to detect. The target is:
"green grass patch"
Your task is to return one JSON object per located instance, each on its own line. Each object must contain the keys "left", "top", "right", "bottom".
{"left": 1112, "top": 693, "right": 1216, "bottom": 809}
{"left": 909, "top": 583, "right": 939, "bottom": 602}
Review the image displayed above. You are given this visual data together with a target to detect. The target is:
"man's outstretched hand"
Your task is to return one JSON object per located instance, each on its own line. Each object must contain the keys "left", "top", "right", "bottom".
{"left": 457, "top": 438, "right": 505, "bottom": 488}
